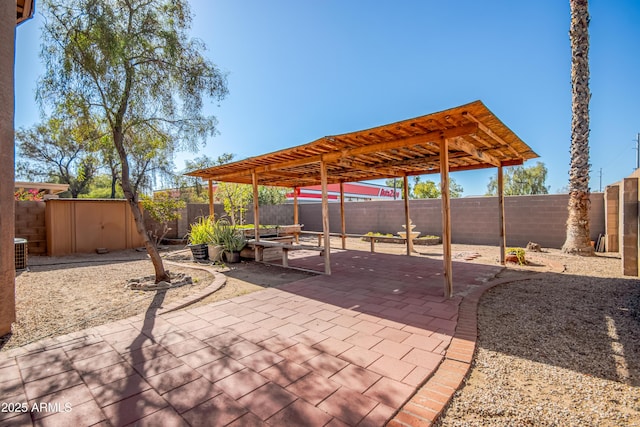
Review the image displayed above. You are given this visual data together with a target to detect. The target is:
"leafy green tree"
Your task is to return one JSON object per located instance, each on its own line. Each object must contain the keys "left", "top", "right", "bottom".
{"left": 170, "top": 153, "right": 234, "bottom": 203}
{"left": 413, "top": 177, "right": 463, "bottom": 199}
{"left": 385, "top": 177, "right": 420, "bottom": 199}
{"left": 39, "top": 0, "right": 228, "bottom": 282}
{"left": 255, "top": 186, "right": 289, "bottom": 205}
{"left": 16, "top": 116, "right": 100, "bottom": 198}
{"left": 141, "top": 192, "right": 186, "bottom": 247}
{"left": 80, "top": 174, "right": 125, "bottom": 199}
{"left": 215, "top": 182, "right": 252, "bottom": 225}
{"left": 384, "top": 178, "right": 404, "bottom": 198}
{"left": 486, "top": 162, "right": 550, "bottom": 196}
{"left": 95, "top": 132, "right": 121, "bottom": 199}
{"left": 180, "top": 155, "right": 217, "bottom": 201}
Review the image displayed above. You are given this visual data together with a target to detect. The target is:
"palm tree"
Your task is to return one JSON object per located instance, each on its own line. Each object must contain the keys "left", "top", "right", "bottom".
{"left": 563, "top": 0, "right": 594, "bottom": 255}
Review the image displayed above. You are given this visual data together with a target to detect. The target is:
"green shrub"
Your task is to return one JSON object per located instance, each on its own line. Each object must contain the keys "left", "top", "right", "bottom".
{"left": 364, "top": 232, "right": 394, "bottom": 237}
{"left": 187, "top": 216, "right": 214, "bottom": 245}
{"left": 506, "top": 247, "right": 526, "bottom": 265}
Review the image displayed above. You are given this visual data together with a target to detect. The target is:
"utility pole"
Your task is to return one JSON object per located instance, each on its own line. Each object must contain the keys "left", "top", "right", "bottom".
{"left": 393, "top": 178, "right": 397, "bottom": 200}
{"left": 599, "top": 167, "right": 602, "bottom": 192}
{"left": 637, "top": 133, "right": 640, "bottom": 170}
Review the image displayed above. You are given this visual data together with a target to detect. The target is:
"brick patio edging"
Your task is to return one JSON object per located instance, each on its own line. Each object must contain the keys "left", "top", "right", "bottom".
{"left": 156, "top": 261, "right": 227, "bottom": 315}
{"left": 387, "top": 272, "right": 545, "bottom": 427}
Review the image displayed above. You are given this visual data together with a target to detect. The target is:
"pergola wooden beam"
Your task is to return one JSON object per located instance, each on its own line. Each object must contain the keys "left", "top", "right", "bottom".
{"left": 336, "top": 158, "right": 403, "bottom": 177}
{"left": 449, "top": 136, "right": 502, "bottom": 167}
{"left": 192, "top": 123, "right": 478, "bottom": 182}
{"left": 463, "top": 112, "right": 522, "bottom": 158}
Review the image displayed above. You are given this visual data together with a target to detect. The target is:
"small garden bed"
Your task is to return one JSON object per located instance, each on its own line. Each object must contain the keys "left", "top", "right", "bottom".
{"left": 240, "top": 224, "right": 302, "bottom": 238}
{"left": 361, "top": 232, "right": 441, "bottom": 245}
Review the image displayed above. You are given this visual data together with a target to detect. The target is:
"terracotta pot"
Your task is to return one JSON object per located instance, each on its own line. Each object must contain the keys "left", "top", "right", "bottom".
{"left": 208, "top": 244, "right": 224, "bottom": 262}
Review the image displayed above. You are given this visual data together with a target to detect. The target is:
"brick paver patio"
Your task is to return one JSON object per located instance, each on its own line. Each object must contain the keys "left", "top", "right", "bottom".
{"left": 0, "top": 250, "right": 501, "bottom": 426}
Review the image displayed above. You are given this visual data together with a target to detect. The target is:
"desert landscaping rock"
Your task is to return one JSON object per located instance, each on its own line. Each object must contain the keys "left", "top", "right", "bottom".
{"left": 125, "top": 271, "right": 193, "bottom": 291}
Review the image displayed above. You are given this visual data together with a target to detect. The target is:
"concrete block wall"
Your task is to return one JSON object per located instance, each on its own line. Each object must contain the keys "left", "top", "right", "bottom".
{"left": 245, "top": 204, "right": 294, "bottom": 226}
{"left": 18, "top": 195, "right": 609, "bottom": 255}
{"left": 605, "top": 186, "right": 619, "bottom": 252}
{"left": 184, "top": 203, "right": 294, "bottom": 229}
{"left": 298, "top": 193, "right": 606, "bottom": 249}
{"left": 621, "top": 178, "right": 639, "bottom": 276}
{"left": 143, "top": 210, "right": 180, "bottom": 240}
{"left": 14, "top": 201, "right": 46, "bottom": 255}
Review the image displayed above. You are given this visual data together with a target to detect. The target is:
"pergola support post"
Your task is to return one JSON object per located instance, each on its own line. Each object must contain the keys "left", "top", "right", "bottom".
{"left": 208, "top": 179, "right": 214, "bottom": 218}
{"left": 320, "top": 159, "right": 331, "bottom": 274}
{"left": 440, "top": 138, "right": 453, "bottom": 298}
{"left": 293, "top": 187, "right": 299, "bottom": 243}
{"left": 251, "top": 170, "right": 260, "bottom": 259}
{"left": 498, "top": 164, "right": 506, "bottom": 265}
{"left": 403, "top": 175, "right": 412, "bottom": 256}
{"left": 340, "top": 182, "right": 346, "bottom": 250}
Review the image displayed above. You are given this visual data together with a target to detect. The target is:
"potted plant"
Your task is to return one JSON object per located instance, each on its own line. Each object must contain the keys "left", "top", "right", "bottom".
{"left": 221, "top": 230, "right": 247, "bottom": 263}
{"left": 187, "top": 216, "right": 213, "bottom": 260}
{"left": 209, "top": 218, "right": 234, "bottom": 262}
{"left": 506, "top": 247, "right": 526, "bottom": 265}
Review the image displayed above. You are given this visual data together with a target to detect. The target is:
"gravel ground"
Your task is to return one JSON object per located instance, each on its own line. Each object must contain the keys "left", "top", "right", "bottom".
{"left": 435, "top": 249, "right": 640, "bottom": 427}
{"left": 3, "top": 238, "right": 639, "bottom": 425}
{"left": 1, "top": 249, "right": 216, "bottom": 351}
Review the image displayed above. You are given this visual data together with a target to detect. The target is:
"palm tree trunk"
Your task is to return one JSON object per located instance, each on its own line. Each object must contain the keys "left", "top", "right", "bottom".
{"left": 563, "top": 0, "right": 594, "bottom": 255}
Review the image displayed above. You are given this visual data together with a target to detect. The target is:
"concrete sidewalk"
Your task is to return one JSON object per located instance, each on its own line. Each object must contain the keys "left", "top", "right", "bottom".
{"left": 0, "top": 250, "right": 501, "bottom": 426}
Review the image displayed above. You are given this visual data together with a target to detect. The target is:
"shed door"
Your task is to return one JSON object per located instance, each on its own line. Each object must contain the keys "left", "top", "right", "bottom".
{"left": 75, "top": 202, "right": 127, "bottom": 252}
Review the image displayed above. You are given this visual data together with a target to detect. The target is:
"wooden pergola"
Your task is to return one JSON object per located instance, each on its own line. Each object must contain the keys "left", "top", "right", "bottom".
{"left": 187, "top": 100, "right": 538, "bottom": 297}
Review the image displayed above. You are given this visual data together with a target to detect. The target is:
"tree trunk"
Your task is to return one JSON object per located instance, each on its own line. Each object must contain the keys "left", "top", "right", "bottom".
{"left": 110, "top": 174, "right": 117, "bottom": 199}
{"left": 113, "top": 130, "right": 170, "bottom": 283}
{"left": 563, "top": 0, "right": 594, "bottom": 256}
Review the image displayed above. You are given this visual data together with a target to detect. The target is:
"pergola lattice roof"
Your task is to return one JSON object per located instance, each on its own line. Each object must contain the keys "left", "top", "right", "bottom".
{"left": 16, "top": 0, "right": 34, "bottom": 25}
{"left": 187, "top": 100, "right": 538, "bottom": 187}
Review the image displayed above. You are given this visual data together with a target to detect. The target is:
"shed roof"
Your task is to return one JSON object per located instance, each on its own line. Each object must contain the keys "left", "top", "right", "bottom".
{"left": 15, "top": 181, "right": 69, "bottom": 195}
{"left": 187, "top": 100, "right": 538, "bottom": 187}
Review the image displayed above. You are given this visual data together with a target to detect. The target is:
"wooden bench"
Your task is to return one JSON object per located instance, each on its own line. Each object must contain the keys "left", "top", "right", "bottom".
{"left": 247, "top": 240, "right": 324, "bottom": 267}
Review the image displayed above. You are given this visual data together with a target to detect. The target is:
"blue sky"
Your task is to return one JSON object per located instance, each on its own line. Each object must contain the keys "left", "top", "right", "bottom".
{"left": 14, "top": 0, "right": 640, "bottom": 196}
